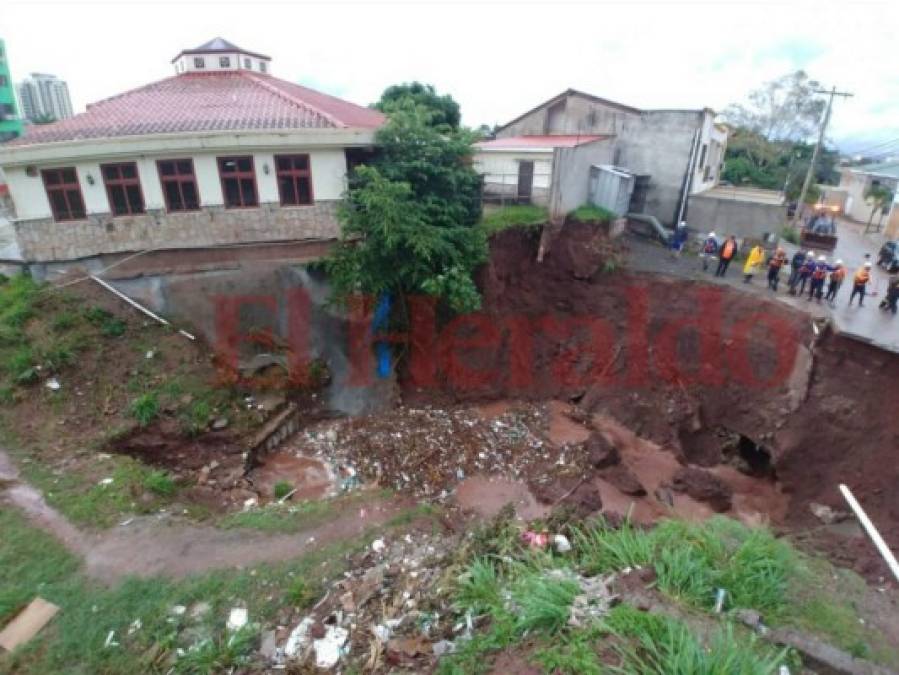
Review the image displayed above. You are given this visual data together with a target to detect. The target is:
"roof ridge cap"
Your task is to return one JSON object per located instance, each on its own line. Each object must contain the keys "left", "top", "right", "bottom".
{"left": 241, "top": 72, "right": 344, "bottom": 128}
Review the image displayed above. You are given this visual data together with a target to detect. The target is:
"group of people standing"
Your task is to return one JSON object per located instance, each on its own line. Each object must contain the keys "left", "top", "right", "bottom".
{"left": 697, "top": 231, "right": 899, "bottom": 313}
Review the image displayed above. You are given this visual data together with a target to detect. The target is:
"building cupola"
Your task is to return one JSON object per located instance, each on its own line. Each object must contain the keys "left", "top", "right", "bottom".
{"left": 171, "top": 38, "right": 271, "bottom": 75}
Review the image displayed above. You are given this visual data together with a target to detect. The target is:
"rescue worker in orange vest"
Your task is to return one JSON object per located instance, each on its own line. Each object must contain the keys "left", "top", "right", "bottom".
{"left": 715, "top": 235, "right": 738, "bottom": 277}
{"left": 849, "top": 261, "right": 873, "bottom": 307}
{"left": 767, "top": 248, "right": 787, "bottom": 291}
{"left": 824, "top": 260, "right": 845, "bottom": 304}
{"left": 808, "top": 255, "right": 829, "bottom": 302}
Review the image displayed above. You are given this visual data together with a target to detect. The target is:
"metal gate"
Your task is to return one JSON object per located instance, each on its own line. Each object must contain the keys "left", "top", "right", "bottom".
{"left": 588, "top": 165, "right": 635, "bottom": 216}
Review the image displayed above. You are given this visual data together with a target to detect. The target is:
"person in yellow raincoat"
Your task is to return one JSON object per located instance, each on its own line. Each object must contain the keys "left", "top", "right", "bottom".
{"left": 742, "top": 244, "right": 765, "bottom": 283}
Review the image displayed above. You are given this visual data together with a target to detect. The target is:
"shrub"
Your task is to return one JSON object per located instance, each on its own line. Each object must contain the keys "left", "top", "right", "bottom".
{"left": 129, "top": 393, "right": 159, "bottom": 427}
{"left": 143, "top": 470, "right": 176, "bottom": 497}
{"left": 180, "top": 400, "right": 212, "bottom": 436}
{"left": 480, "top": 205, "right": 548, "bottom": 233}
{"left": 781, "top": 226, "right": 800, "bottom": 245}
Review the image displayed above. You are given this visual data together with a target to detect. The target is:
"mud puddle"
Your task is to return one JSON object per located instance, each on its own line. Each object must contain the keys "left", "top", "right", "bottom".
{"left": 455, "top": 475, "right": 549, "bottom": 520}
{"left": 248, "top": 451, "right": 336, "bottom": 502}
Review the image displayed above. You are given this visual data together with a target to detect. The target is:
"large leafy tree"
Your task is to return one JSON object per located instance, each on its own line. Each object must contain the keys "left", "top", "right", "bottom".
{"left": 327, "top": 101, "right": 486, "bottom": 313}
{"left": 724, "top": 70, "right": 826, "bottom": 143}
{"left": 373, "top": 82, "right": 461, "bottom": 130}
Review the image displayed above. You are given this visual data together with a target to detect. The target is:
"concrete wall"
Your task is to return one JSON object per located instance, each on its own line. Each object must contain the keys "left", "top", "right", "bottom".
{"left": 839, "top": 168, "right": 899, "bottom": 224}
{"left": 549, "top": 139, "right": 615, "bottom": 220}
{"left": 174, "top": 52, "right": 270, "bottom": 74}
{"left": 615, "top": 110, "right": 703, "bottom": 225}
{"left": 687, "top": 193, "right": 786, "bottom": 241}
{"left": 498, "top": 93, "right": 639, "bottom": 137}
{"left": 5, "top": 148, "right": 347, "bottom": 220}
{"left": 691, "top": 114, "right": 727, "bottom": 194}
{"left": 473, "top": 149, "right": 553, "bottom": 206}
{"left": 14, "top": 201, "right": 339, "bottom": 262}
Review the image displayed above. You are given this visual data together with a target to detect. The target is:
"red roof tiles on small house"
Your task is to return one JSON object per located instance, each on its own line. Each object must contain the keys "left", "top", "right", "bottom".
{"left": 9, "top": 71, "right": 385, "bottom": 147}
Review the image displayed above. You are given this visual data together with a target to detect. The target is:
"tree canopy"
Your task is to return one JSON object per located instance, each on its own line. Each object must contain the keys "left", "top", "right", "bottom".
{"left": 723, "top": 70, "right": 826, "bottom": 143}
{"left": 326, "top": 100, "right": 486, "bottom": 313}
{"left": 373, "top": 82, "right": 461, "bottom": 130}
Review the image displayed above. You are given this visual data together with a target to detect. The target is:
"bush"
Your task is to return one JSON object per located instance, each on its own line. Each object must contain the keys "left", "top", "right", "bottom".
{"left": 781, "top": 226, "right": 800, "bottom": 245}
{"left": 129, "top": 393, "right": 159, "bottom": 427}
{"left": 143, "top": 470, "right": 176, "bottom": 496}
{"left": 180, "top": 399, "right": 212, "bottom": 436}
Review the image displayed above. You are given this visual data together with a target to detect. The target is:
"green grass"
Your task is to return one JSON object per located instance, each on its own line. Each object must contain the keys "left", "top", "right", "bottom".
{"left": 479, "top": 205, "right": 548, "bottom": 233}
{"left": 129, "top": 392, "right": 160, "bottom": 427}
{"left": 568, "top": 204, "right": 616, "bottom": 224}
{"left": 84, "top": 306, "right": 126, "bottom": 337}
{"left": 143, "top": 470, "right": 176, "bottom": 497}
{"left": 0, "top": 507, "right": 365, "bottom": 674}
{"left": 273, "top": 480, "right": 293, "bottom": 500}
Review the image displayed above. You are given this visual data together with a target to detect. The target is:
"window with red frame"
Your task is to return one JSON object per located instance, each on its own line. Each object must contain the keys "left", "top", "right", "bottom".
{"left": 157, "top": 159, "right": 200, "bottom": 212}
{"left": 41, "top": 168, "right": 86, "bottom": 222}
{"left": 218, "top": 156, "right": 258, "bottom": 208}
{"left": 101, "top": 162, "right": 145, "bottom": 216}
{"left": 275, "top": 154, "right": 313, "bottom": 206}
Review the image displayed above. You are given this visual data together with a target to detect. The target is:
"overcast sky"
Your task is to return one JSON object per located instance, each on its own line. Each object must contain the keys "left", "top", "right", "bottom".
{"left": 4, "top": 0, "right": 898, "bottom": 154}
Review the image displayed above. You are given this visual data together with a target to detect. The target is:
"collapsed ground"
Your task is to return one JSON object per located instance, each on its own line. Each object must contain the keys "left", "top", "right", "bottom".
{"left": 0, "top": 223, "right": 898, "bottom": 673}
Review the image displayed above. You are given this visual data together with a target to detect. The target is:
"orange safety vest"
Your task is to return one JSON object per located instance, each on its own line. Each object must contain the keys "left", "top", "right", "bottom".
{"left": 831, "top": 268, "right": 845, "bottom": 282}
{"left": 854, "top": 269, "right": 870, "bottom": 285}
{"left": 721, "top": 240, "right": 736, "bottom": 259}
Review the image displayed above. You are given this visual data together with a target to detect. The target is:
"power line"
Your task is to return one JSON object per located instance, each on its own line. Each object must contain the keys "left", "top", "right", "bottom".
{"left": 843, "top": 136, "right": 899, "bottom": 157}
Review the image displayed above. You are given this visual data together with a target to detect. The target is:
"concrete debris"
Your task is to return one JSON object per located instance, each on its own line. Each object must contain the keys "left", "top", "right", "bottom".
{"left": 569, "top": 574, "right": 616, "bottom": 628}
{"left": 371, "top": 538, "right": 386, "bottom": 553}
{"left": 283, "top": 616, "right": 315, "bottom": 658}
{"left": 313, "top": 625, "right": 348, "bottom": 669}
{"left": 226, "top": 607, "right": 248, "bottom": 631}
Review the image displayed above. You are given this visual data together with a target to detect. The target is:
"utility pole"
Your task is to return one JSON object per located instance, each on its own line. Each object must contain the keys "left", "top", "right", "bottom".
{"left": 792, "top": 86, "right": 853, "bottom": 224}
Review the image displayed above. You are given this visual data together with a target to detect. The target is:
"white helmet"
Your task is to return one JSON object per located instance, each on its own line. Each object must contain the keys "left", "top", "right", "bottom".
{"left": 835, "top": 259, "right": 843, "bottom": 265}
{"left": 806, "top": 250, "right": 815, "bottom": 257}
{"left": 865, "top": 261, "right": 873, "bottom": 268}
{"left": 709, "top": 231, "right": 716, "bottom": 237}
{"left": 818, "top": 255, "right": 826, "bottom": 261}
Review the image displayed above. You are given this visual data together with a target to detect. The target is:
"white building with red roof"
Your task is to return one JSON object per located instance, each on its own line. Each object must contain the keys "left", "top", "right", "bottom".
{"left": 0, "top": 38, "right": 384, "bottom": 263}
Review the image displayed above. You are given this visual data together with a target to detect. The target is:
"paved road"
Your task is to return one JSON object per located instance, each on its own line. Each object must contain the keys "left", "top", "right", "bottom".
{"left": 624, "top": 220, "right": 899, "bottom": 354}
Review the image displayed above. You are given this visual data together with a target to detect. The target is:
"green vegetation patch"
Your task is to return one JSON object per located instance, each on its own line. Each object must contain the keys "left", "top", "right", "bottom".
{"left": 480, "top": 205, "right": 548, "bottom": 233}
{"left": 568, "top": 204, "right": 616, "bottom": 224}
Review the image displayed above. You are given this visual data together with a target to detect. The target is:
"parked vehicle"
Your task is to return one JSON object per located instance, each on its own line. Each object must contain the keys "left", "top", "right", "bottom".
{"left": 800, "top": 207, "right": 838, "bottom": 251}
{"left": 878, "top": 241, "right": 899, "bottom": 272}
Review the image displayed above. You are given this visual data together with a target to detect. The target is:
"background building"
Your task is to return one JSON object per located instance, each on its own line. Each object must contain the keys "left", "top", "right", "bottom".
{"left": 16, "top": 73, "right": 73, "bottom": 123}
{"left": 0, "top": 39, "right": 24, "bottom": 142}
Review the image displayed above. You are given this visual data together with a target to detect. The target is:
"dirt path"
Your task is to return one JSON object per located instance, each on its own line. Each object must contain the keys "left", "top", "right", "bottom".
{"left": 0, "top": 448, "right": 406, "bottom": 583}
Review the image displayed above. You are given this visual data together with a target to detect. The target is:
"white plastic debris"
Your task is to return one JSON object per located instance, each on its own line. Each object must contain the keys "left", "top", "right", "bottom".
{"left": 242, "top": 497, "right": 258, "bottom": 511}
{"left": 45, "top": 377, "right": 60, "bottom": 391}
{"left": 283, "top": 617, "right": 315, "bottom": 658}
{"left": 145, "top": 350, "right": 155, "bottom": 359}
{"left": 127, "top": 618, "right": 142, "bottom": 635}
{"left": 169, "top": 605, "right": 187, "bottom": 616}
{"left": 372, "top": 624, "right": 390, "bottom": 643}
{"left": 227, "top": 607, "right": 248, "bottom": 631}
{"left": 98, "top": 477, "right": 114, "bottom": 486}
{"left": 714, "top": 588, "right": 727, "bottom": 613}
{"left": 433, "top": 639, "right": 456, "bottom": 657}
{"left": 313, "top": 626, "right": 348, "bottom": 669}
{"left": 371, "top": 538, "right": 386, "bottom": 553}
{"left": 104, "top": 630, "right": 118, "bottom": 648}
{"left": 553, "top": 534, "right": 572, "bottom": 553}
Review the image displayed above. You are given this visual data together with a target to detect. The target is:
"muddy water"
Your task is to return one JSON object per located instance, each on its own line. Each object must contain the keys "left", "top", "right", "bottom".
{"left": 545, "top": 401, "right": 591, "bottom": 446}
{"left": 249, "top": 451, "right": 336, "bottom": 502}
{"left": 455, "top": 475, "right": 549, "bottom": 520}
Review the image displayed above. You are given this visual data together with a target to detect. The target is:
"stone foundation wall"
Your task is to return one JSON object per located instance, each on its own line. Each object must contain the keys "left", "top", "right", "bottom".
{"left": 13, "top": 200, "right": 341, "bottom": 262}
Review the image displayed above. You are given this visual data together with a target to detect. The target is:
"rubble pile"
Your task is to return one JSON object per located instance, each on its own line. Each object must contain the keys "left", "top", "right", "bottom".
{"left": 294, "top": 404, "right": 593, "bottom": 498}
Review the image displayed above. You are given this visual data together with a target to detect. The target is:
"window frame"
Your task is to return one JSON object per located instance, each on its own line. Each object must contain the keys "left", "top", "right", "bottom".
{"left": 259, "top": 61, "right": 267, "bottom": 73}
{"left": 274, "top": 154, "right": 315, "bottom": 207}
{"left": 193, "top": 56, "right": 205, "bottom": 69}
{"left": 243, "top": 57, "right": 251, "bottom": 69}
{"left": 219, "top": 56, "right": 230, "bottom": 68}
{"left": 100, "top": 162, "right": 146, "bottom": 217}
{"left": 217, "top": 155, "right": 259, "bottom": 209}
{"left": 41, "top": 167, "right": 86, "bottom": 222}
{"left": 157, "top": 158, "right": 201, "bottom": 213}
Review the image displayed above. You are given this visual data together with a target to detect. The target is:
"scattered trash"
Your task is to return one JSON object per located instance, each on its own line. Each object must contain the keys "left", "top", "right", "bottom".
{"left": 714, "top": 588, "right": 727, "bottom": 613}
{"left": 313, "top": 625, "right": 348, "bottom": 669}
{"left": 127, "top": 619, "right": 142, "bottom": 636}
{"left": 283, "top": 617, "right": 315, "bottom": 658}
{"left": 98, "top": 477, "right": 114, "bottom": 486}
{"left": 242, "top": 497, "right": 258, "bottom": 511}
{"left": 553, "top": 534, "right": 572, "bottom": 553}
{"left": 521, "top": 530, "right": 550, "bottom": 548}
{"left": 45, "top": 378, "right": 60, "bottom": 391}
{"left": 432, "top": 639, "right": 456, "bottom": 657}
{"left": 103, "top": 630, "right": 118, "bottom": 648}
{"left": 212, "top": 417, "right": 229, "bottom": 431}
{"left": 0, "top": 597, "right": 60, "bottom": 652}
{"left": 569, "top": 574, "right": 615, "bottom": 627}
{"left": 809, "top": 502, "right": 847, "bottom": 525}
{"left": 371, "top": 538, "right": 386, "bottom": 554}
{"left": 145, "top": 350, "right": 155, "bottom": 360}
{"left": 372, "top": 623, "right": 390, "bottom": 643}
{"left": 169, "top": 605, "right": 187, "bottom": 616}
{"left": 260, "top": 629, "right": 278, "bottom": 659}
{"left": 226, "top": 607, "right": 248, "bottom": 631}
{"left": 119, "top": 518, "right": 134, "bottom": 527}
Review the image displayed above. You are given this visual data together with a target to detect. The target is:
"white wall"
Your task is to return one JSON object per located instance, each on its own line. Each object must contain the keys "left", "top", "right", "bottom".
{"left": 6, "top": 147, "right": 349, "bottom": 220}
{"left": 691, "top": 112, "right": 726, "bottom": 194}
{"left": 174, "top": 53, "right": 270, "bottom": 74}
{"left": 473, "top": 150, "right": 554, "bottom": 189}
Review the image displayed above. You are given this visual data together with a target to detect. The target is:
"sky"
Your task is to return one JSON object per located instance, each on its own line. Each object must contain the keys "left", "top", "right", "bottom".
{"left": 3, "top": 0, "right": 898, "bottom": 155}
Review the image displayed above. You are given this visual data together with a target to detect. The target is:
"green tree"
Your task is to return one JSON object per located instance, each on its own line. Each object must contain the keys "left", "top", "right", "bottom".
{"left": 326, "top": 102, "right": 486, "bottom": 313}
{"left": 373, "top": 82, "right": 461, "bottom": 130}
{"left": 724, "top": 71, "right": 826, "bottom": 142}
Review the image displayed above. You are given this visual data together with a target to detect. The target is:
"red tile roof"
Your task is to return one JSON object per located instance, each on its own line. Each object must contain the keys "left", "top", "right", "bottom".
{"left": 9, "top": 72, "right": 385, "bottom": 147}
{"left": 475, "top": 135, "right": 609, "bottom": 150}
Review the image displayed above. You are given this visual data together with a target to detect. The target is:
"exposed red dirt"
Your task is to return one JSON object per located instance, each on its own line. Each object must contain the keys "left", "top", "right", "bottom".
{"left": 399, "top": 225, "right": 899, "bottom": 579}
